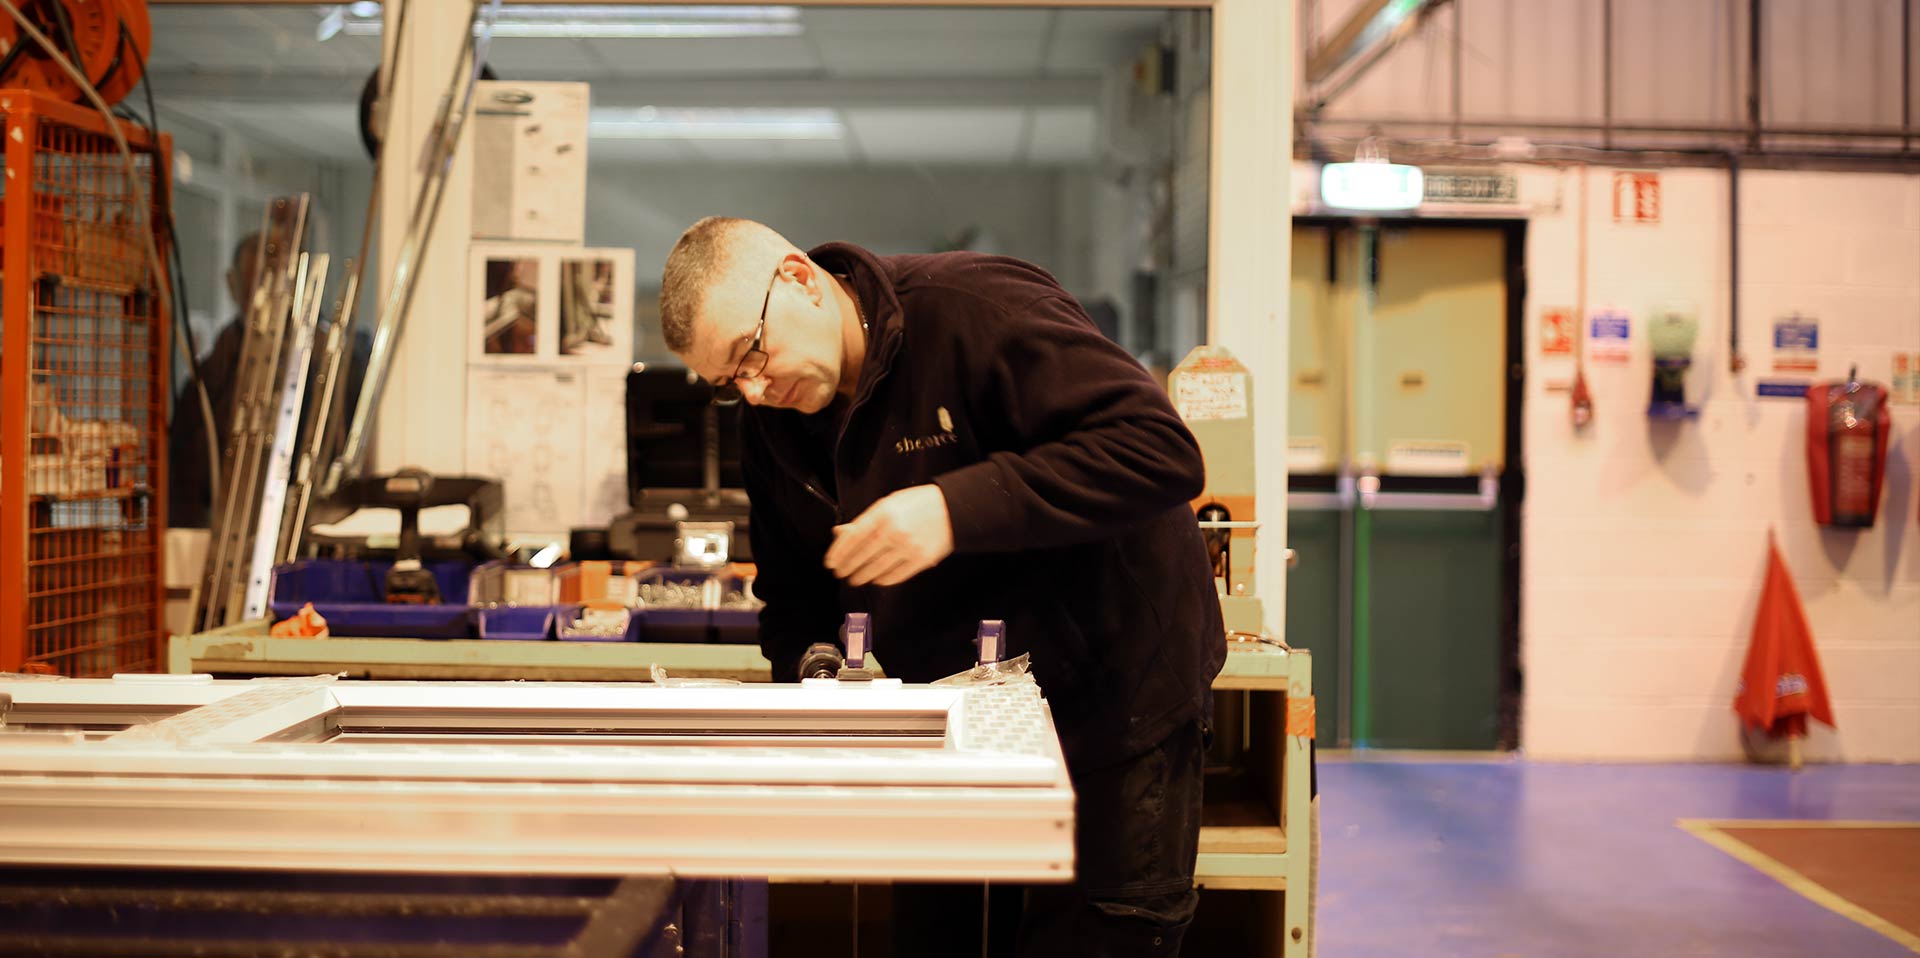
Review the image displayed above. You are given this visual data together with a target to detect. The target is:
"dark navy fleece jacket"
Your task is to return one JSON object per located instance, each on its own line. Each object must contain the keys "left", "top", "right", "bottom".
{"left": 741, "top": 241, "right": 1226, "bottom": 765}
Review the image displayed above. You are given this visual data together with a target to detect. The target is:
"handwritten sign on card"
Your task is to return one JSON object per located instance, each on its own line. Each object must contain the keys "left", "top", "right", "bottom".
{"left": 1173, "top": 371, "right": 1249, "bottom": 421}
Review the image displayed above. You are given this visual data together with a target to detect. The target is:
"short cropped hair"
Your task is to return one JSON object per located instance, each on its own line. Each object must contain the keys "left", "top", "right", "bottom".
{"left": 231, "top": 232, "right": 261, "bottom": 271}
{"left": 658, "top": 216, "right": 752, "bottom": 354}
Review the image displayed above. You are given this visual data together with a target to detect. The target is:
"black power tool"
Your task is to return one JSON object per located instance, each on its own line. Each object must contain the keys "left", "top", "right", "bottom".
{"left": 382, "top": 469, "right": 442, "bottom": 605}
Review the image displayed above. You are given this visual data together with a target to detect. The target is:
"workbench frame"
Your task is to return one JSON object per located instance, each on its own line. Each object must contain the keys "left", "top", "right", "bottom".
{"left": 1201, "top": 644, "right": 1315, "bottom": 956}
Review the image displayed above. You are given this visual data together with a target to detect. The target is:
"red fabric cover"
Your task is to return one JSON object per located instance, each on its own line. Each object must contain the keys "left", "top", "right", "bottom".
{"left": 1734, "top": 534, "right": 1835, "bottom": 739}
{"left": 1804, "top": 383, "right": 1893, "bottom": 526}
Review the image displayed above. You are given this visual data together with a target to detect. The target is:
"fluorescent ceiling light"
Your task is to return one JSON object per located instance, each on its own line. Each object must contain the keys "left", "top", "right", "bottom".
{"left": 326, "top": 5, "right": 803, "bottom": 40}
{"left": 1319, "top": 161, "right": 1424, "bottom": 211}
{"left": 591, "top": 107, "right": 843, "bottom": 141}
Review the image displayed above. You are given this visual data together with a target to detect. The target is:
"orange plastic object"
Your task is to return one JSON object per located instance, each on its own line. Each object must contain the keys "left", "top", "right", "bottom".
{"left": 557, "top": 560, "right": 610, "bottom": 605}
{"left": 0, "top": 90, "right": 170, "bottom": 676}
{"left": 555, "top": 560, "right": 674, "bottom": 612}
{"left": 1285, "top": 695, "right": 1317, "bottom": 739}
{"left": 270, "top": 602, "right": 330, "bottom": 639}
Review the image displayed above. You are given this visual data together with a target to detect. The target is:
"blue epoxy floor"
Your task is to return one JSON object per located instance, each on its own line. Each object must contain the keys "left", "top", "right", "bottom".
{"left": 1316, "top": 759, "right": 1920, "bottom": 958}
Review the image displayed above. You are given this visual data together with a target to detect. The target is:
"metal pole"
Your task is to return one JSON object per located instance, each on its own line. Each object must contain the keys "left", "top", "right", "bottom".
{"left": 1451, "top": 0, "right": 1463, "bottom": 141}
{"left": 1331, "top": 224, "right": 1355, "bottom": 748}
{"left": 1348, "top": 225, "right": 1379, "bottom": 748}
{"left": 1308, "top": 116, "right": 1920, "bottom": 140}
{"left": 1602, "top": 0, "right": 1613, "bottom": 149}
{"left": 1307, "top": 3, "right": 1441, "bottom": 115}
{"left": 0, "top": 112, "right": 30, "bottom": 672}
{"left": 1729, "top": 153, "right": 1745, "bottom": 373}
{"left": 1749, "top": 0, "right": 1763, "bottom": 151}
{"left": 1303, "top": 0, "right": 1319, "bottom": 111}
{"left": 327, "top": 0, "right": 504, "bottom": 497}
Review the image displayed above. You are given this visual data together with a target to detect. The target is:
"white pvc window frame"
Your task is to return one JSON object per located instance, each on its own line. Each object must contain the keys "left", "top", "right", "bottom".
{"left": 0, "top": 676, "right": 1075, "bottom": 879}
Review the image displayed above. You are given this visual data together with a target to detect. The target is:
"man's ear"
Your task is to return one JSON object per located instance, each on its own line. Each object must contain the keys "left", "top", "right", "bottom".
{"left": 781, "top": 254, "right": 826, "bottom": 307}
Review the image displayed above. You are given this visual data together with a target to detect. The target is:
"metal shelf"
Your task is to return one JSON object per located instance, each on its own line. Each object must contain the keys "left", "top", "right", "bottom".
{"left": 1195, "top": 643, "right": 1314, "bottom": 952}
{"left": 164, "top": 624, "right": 1314, "bottom": 952}
{"left": 170, "top": 620, "right": 773, "bottom": 683}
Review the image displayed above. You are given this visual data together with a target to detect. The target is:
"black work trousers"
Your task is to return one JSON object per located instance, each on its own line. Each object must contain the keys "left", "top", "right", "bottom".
{"left": 891, "top": 716, "right": 1207, "bottom": 958}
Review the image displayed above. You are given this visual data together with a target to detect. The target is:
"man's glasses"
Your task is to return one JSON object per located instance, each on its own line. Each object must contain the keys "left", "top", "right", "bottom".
{"left": 711, "top": 269, "right": 777, "bottom": 406}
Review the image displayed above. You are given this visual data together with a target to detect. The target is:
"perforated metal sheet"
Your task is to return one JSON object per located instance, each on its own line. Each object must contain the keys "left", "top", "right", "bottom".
{"left": 952, "top": 677, "right": 1053, "bottom": 757}
{"left": 105, "top": 676, "right": 336, "bottom": 745}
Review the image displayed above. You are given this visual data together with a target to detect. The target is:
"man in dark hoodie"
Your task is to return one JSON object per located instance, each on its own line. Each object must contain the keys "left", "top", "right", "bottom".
{"left": 169, "top": 232, "right": 373, "bottom": 529}
{"left": 659, "top": 217, "right": 1225, "bottom": 957}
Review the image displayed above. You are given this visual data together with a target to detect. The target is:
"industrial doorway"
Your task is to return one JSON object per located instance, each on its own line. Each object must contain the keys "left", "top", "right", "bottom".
{"left": 1285, "top": 218, "right": 1525, "bottom": 750}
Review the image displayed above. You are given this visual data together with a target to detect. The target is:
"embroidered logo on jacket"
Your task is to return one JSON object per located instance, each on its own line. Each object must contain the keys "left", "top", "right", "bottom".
{"left": 896, "top": 406, "right": 959, "bottom": 454}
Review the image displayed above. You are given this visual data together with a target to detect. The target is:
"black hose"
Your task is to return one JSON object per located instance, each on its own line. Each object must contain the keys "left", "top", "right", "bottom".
{"left": 45, "top": 0, "right": 81, "bottom": 80}
{"left": 1728, "top": 151, "right": 1743, "bottom": 374}
{"left": 124, "top": 24, "right": 222, "bottom": 513}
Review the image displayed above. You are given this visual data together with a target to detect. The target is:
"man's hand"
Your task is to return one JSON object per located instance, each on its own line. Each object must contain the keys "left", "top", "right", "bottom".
{"left": 825, "top": 484, "right": 955, "bottom": 587}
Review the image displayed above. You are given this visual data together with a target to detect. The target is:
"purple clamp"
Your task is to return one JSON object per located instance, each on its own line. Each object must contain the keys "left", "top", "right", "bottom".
{"left": 975, "top": 619, "right": 1005, "bottom": 666}
{"left": 842, "top": 613, "right": 870, "bottom": 670}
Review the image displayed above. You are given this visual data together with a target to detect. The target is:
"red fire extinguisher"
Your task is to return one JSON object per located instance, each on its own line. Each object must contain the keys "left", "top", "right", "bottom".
{"left": 1805, "top": 368, "right": 1892, "bottom": 528}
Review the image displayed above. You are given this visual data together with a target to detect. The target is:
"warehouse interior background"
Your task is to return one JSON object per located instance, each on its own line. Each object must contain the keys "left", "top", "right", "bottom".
{"left": 146, "top": 0, "right": 1914, "bottom": 763}
{"left": 1, "top": 1, "right": 1916, "bottom": 956}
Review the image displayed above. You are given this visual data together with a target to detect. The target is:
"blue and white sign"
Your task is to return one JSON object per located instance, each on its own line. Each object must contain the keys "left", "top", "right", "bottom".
{"left": 1588, "top": 309, "right": 1632, "bottom": 364}
{"left": 1772, "top": 314, "right": 1819, "bottom": 373}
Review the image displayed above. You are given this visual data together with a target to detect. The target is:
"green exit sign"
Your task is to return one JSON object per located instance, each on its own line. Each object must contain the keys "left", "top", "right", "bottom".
{"left": 1421, "top": 171, "right": 1519, "bottom": 205}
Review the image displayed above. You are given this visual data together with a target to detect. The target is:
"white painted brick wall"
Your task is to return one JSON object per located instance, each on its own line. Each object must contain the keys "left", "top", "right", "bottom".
{"left": 1518, "top": 165, "right": 1920, "bottom": 762}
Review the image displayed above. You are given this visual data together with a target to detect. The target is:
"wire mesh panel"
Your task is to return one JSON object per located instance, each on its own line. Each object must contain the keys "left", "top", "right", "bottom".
{"left": 0, "top": 91, "right": 170, "bottom": 676}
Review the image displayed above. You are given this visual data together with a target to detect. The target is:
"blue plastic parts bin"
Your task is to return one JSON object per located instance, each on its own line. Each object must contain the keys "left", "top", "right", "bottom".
{"left": 639, "top": 603, "right": 708, "bottom": 645}
{"left": 266, "top": 561, "right": 760, "bottom": 644}
{"left": 474, "top": 605, "right": 555, "bottom": 641}
{"left": 550, "top": 604, "right": 755, "bottom": 645}
{"left": 556, "top": 604, "right": 638, "bottom": 642}
{"left": 269, "top": 559, "right": 476, "bottom": 639}
{"left": 632, "top": 569, "right": 759, "bottom": 645}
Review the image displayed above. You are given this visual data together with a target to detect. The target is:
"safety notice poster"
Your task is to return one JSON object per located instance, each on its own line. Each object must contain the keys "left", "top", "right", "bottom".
{"left": 1895, "top": 352, "right": 1920, "bottom": 404}
{"left": 1588, "top": 309, "right": 1631, "bottom": 364}
{"left": 1772, "top": 314, "right": 1819, "bottom": 374}
{"left": 1540, "top": 307, "right": 1574, "bottom": 356}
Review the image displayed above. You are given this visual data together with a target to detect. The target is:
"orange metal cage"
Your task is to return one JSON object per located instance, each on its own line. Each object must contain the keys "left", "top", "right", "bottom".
{"left": 0, "top": 90, "right": 171, "bottom": 676}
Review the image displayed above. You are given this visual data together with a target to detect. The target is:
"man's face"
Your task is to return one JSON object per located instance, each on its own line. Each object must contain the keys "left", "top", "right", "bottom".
{"left": 226, "top": 243, "right": 261, "bottom": 312}
{"left": 681, "top": 257, "right": 843, "bottom": 414}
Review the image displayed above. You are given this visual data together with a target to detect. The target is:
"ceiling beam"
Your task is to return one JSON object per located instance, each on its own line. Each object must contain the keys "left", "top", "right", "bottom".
{"left": 147, "top": 72, "right": 1104, "bottom": 110}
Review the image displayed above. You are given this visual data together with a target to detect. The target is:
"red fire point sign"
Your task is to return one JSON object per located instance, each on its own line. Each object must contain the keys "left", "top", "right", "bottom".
{"left": 1613, "top": 171, "right": 1661, "bottom": 224}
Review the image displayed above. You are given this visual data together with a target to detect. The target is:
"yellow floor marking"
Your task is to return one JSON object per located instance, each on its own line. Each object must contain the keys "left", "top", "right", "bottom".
{"left": 1684, "top": 819, "right": 1918, "bottom": 830}
{"left": 1678, "top": 819, "right": 1920, "bottom": 954}
{"left": 1318, "top": 749, "right": 1515, "bottom": 763}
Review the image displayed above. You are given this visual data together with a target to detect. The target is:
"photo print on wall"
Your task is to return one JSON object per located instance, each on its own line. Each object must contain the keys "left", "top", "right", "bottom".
{"left": 471, "top": 245, "right": 555, "bottom": 361}
{"left": 558, "top": 248, "right": 634, "bottom": 365}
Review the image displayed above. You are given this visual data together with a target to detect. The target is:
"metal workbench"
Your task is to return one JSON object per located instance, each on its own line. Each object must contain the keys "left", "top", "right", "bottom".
{"left": 0, "top": 671, "right": 1075, "bottom": 957}
{"left": 161, "top": 626, "right": 1316, "bottom": 955}
{"left": 169, "top": 619, "right": 774, "bottom": 682}
{"left": 1201, "top": 643, "right": 1316, "bottom": 957}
